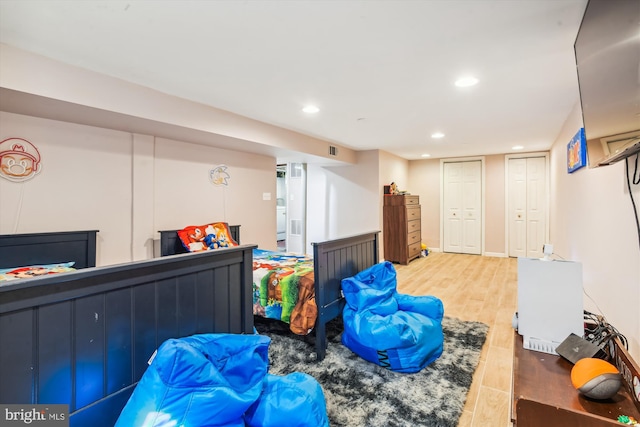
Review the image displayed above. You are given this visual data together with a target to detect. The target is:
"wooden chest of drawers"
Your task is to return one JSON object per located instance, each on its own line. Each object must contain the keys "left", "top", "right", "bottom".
{"left": 383, "top": 194, "right": 421, "bottom": 264}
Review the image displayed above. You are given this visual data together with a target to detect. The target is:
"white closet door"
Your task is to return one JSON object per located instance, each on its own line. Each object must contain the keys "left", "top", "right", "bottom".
{"left": 525, "top": 157, "right": 546, "bottom": 258}
{"left": 508, "top": 157, "right": 547, "bottom": 258}
{"left": 462, "top": 160, "right": 482, "bottom": 254}
{"left": 444, "top": 160, "right": 482, "bottom": 254}
{"left": 508, "top": 158, "right": 528, "bottom": 258}
{"left": 443, "top": 162, "right": 463, "bottom": 253}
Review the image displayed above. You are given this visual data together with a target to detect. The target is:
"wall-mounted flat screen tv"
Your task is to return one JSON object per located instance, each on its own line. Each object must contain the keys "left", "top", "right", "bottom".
{"left": 574, "top": 0, "right": 640, "bottom": 166}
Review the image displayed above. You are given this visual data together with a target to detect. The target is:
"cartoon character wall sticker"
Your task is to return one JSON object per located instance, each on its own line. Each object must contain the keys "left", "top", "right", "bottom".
{"left": 209, "top": 164, "right": 230, "bottom": 186}
{"left": 0, "top": 138, "right": 42, "bottom": 182}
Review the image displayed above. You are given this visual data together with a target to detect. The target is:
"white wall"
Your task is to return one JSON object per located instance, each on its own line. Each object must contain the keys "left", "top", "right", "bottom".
{"left": 307, "top": 150, "right": 380, "bottom": 255}
{"left": 0, "top": 111, "right": 278, "bottom": 265}
{"left": 550, "top": 102, "right": 640, "bottom": 362}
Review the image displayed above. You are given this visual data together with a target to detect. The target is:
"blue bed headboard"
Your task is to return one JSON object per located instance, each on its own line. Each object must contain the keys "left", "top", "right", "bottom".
{"left": 0, "top": 230, "right": 98, "bottom": 269}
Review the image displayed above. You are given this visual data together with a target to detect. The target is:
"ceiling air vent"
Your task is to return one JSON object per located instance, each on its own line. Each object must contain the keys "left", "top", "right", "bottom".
{"left": 329, "top": 145, "right": 338, "bottom": 156}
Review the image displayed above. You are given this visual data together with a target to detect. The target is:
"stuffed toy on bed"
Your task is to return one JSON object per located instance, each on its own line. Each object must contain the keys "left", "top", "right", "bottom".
{"left": 341, "top": 261, "right": 444, "bottom": 373}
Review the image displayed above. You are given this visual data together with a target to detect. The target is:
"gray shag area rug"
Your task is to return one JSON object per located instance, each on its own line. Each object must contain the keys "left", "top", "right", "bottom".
{"left": 254, "top": 316, "right": 489, "bottom": 427}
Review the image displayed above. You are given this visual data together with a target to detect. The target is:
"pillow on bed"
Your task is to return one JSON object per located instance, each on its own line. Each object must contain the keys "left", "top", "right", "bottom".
{"left": 0, "top": 262, "right": 76, "bottom": 282}
{"left": 177, "top": 222, "right": 239, "bottom": 253}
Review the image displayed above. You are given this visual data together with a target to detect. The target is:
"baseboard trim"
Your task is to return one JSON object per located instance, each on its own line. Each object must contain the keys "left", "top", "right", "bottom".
{"left": 483, "top": 252, "right": 507, "bottom": 258}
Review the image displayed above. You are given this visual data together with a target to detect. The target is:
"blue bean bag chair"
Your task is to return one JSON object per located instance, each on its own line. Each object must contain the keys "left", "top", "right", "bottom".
{"left": 116, "top": 333, "right": 330, "bottom": 427}
{"left": 116, "top": 334, "right": 271, "bottom": 427}
{"left": 341, "top": 261, "right": 444, "bottom": 373}
{"left": 244, "top": 372, "right": 329, "bottom": 427}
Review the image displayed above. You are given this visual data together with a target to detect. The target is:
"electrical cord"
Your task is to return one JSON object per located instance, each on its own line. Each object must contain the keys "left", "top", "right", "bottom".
{"left": 583, "top": 309, "right": 628, "bottom": 354}
{"left": 625, "top": 154, "right": 640, "bottom": 252}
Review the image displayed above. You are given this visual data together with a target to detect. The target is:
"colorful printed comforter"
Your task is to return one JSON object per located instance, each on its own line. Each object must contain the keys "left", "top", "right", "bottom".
{"left": 252, "top": 249, "right": 317, "bottom": 335}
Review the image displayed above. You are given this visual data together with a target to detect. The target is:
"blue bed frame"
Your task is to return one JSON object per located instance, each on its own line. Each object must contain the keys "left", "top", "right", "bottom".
{"left": 0, "top": 230, "right": 98, "bottom": 269}
{"left": 0, "top": 230, "right": 255, "bottom": 427}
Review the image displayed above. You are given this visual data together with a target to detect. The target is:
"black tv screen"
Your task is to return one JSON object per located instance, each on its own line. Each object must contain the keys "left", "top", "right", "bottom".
{"left": 574, "top": 0, "right": 640, "bottom": 154}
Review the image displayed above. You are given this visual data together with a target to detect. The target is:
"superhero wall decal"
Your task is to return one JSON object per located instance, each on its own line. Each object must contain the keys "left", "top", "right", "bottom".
{"left": 0, "top": 138, "right": 42, "bottom": 183}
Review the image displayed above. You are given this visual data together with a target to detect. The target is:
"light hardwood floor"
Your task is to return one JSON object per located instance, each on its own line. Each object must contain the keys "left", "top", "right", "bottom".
{"left": 394, "top": 251, "right": 518, "bottom": 427}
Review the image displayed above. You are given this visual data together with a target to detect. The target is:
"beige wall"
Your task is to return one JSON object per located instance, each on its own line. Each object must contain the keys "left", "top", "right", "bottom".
{"left": 0, "top": 112, "right": 133, "bottom": 265}
{"left": 153, "top": 137, "right": 277, "bottom": 250}
{"left": 484, "top": 155, "right": 506, "bottom": 254}
{"left": 409, "top": 154, "right": 508, "bottom": 255}
{"left": 0, "top": 111, "right": 278, "bottom": 265}
{"left": 407, "top": 159, "right": 440, "bottom": 250}
{"left": 550, "top": 102, "right": 640, "bottom": 362}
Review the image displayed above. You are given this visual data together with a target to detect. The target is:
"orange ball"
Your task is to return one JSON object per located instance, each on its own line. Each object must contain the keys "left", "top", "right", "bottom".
{"left": 570, "top": 358, "right": 622, "bottom": 400}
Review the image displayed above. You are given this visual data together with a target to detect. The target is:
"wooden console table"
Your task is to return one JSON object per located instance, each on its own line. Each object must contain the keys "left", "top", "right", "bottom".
{"left": 512, "top": 332, "right": 639, "bottom": 426}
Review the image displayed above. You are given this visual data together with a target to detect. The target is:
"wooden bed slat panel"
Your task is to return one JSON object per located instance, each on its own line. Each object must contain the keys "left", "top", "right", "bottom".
{"left": 157, "top": 277, "right": 180, "bottom": 345}
{"left": 0, "top": 309, "right": 33, "bottom": 403}
{"left": 195, "top": 269, "right": 215, "bottom": 333}
{"left": 133, "top": 283, "right": 156, "bottom": 383}
{"left": 38, "top": 303, "right": 72, "bottom": 406}
{"left": 75, "top": 294, "right": 106, "bottom": 410}
{"left": 177, "top": 274, "right": 198, "bottom": 338}
{"left": 213, "top": 266, "right": 230, "bottom": 333}
{"left": 106, "top": 288, "right": 133, "bottom": 396}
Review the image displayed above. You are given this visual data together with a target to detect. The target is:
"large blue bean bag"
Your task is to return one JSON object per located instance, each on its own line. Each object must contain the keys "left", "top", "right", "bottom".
{"left": 341, "top": 261, "right": 444, "bottom": 373}
{"left": 116, "top": 333, "right": 329, "bottom": 427}
{"left": 116, "top": 334, "right": 270, "bottom": 427}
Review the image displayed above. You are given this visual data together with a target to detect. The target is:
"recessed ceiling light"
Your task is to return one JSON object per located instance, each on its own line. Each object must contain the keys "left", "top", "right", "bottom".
{"left": 512, "top": 145, "right": 524, "bottom": 150}
{"left": 454, "top": 76, "right": 479, "bottom": 87}
{"left": 431, "top": 132, "right": 445, "bottom": 139}
{"left": 421, "top": 154, "right": 431, "bottom": 158}
{"left": 302, "top": 105, "right": 319, "bottom": 113}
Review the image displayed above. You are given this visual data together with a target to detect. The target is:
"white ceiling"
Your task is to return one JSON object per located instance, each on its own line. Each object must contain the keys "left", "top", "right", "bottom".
{"left": 0, "top": 0, "right": 588, "bottom": 160}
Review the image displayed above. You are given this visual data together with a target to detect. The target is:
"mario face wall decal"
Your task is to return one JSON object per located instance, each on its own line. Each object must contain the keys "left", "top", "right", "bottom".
{"left": 209, "top": 164, "right": 230, "bottom": 186}
{"left": 0, "top": 138, "right": 42, "bottom": 183}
